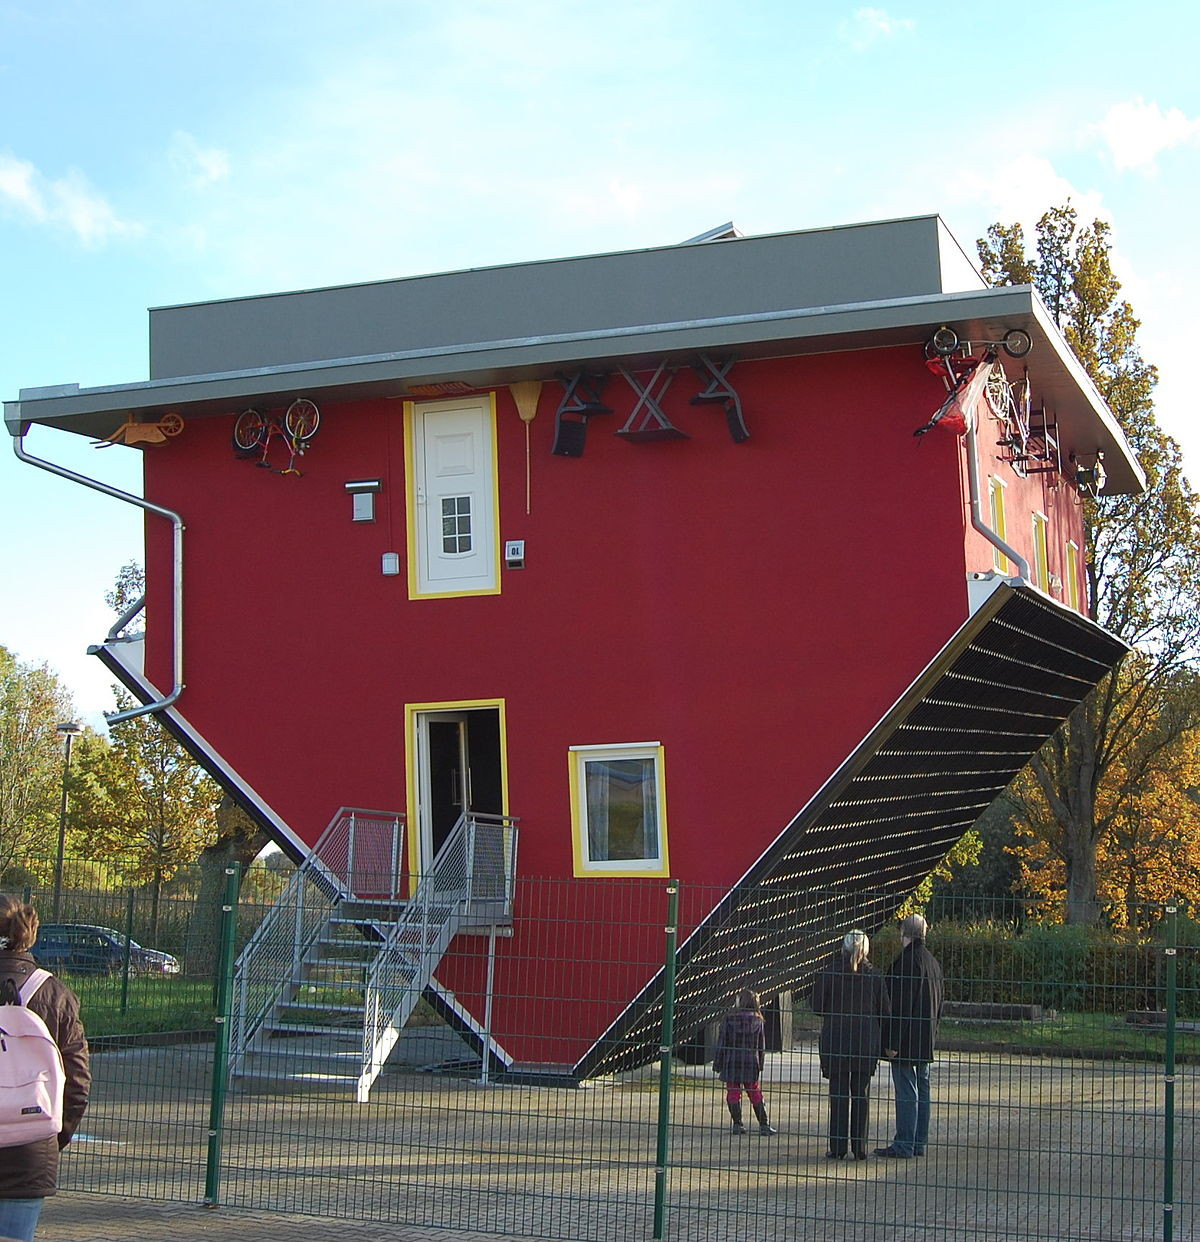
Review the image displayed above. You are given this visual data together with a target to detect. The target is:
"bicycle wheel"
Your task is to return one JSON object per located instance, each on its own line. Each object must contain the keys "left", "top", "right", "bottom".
{"left": 1002, "top": 328, "right": 1033, "bottom": 358}
{"left": 285, "top": 398, "right": 320, "bottom": 441}
{"left": 233, "top": 408, "right": 267, "bottom": 452}
{"left": 985, "top": 363, "right": 1010, "bottom": 420}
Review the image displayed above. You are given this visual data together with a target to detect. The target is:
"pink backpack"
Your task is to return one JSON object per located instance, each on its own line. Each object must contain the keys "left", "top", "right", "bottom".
{"left": 0, "top": 968, "right": 66, "bottom": 1147}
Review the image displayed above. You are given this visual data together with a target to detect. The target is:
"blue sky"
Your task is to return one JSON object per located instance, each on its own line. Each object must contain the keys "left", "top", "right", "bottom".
{"left": 4, "top": 0, "right": 1199, "bottom": 727}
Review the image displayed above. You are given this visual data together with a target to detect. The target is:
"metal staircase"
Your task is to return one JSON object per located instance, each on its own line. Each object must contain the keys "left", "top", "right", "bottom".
{"left": 230, "top": 807, "right": 518, "bottom": 1101}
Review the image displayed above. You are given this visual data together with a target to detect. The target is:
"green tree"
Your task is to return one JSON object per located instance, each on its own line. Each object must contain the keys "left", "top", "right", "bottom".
{"left": 70, "top": 688, "right": 219, "bottom": 934}
{"left": 979, "top": 204, "right": 1200, "bottom": 923}
{"left": 0, "top": 646, "right": 79, "bottom": 875}
{"left": 104, "top": 559, "right": 146, "bottom": 634}
{"left": 184, "top": 794, "right": 272, "bottom": 975}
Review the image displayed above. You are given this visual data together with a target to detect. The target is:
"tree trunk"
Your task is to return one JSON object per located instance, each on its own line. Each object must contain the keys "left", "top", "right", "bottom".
{"left": 183, "top": 797, "right": 270, "bottom": 977}
{"left": 1064, "top": 833, "right": 1101, "bottom": 925}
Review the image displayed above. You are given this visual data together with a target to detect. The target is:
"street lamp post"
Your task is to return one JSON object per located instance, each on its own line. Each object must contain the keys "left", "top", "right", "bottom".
{"left": 52, "top": 721, "right": 83, "bottom": 921}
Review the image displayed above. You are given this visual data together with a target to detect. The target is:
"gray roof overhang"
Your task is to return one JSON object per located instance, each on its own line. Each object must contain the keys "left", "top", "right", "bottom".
{"left": 6, "top": 283, "right": 1144, "bottom": 495}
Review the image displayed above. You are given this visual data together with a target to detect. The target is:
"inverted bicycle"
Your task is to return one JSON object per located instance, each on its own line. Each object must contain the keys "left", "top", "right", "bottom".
{"left": 233, "top": 399, "right": 320, "bottom": 476}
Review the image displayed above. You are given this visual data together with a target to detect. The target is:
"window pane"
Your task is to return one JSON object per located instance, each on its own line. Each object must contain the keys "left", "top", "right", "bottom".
{"left": 585, "top": 757, "right": 658, "bottom": 862}
{"left": 441, "top": 496, "right": 473, "bottom": 554}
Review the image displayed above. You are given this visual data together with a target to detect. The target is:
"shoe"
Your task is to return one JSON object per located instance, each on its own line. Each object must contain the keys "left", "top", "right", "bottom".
{"left": 824, "top": 1150, "right": 847, "bottom": 1159}
{"left": 914, "top": 1149, "right": 926, "bottom": 1157}
{"left": 759, "top": 1124, "right": 778, "bottom": 1135}
{"left": 852, "top": 1148, "right": 867, "bottom": 1160}
{"left": 731, "top": 1123, "right": 747, "bottom": 1135}
{"left": 872, "top": 1146, "right": 912, "bottom": 1159}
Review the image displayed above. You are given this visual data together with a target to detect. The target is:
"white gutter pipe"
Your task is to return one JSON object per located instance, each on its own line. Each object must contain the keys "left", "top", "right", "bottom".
{"left": 963, "top": 373, "right": 1030, "bottom": 582}
{"left": 11, "top": 428, "right": 184, "bottom": 723}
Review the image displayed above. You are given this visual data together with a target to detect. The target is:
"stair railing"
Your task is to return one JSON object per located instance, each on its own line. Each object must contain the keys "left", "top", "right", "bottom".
{"left": 230, "top": 807, "right": 404, "bottom": 1076}
{"left": 357, "top": 812, "right": 518, "bottom": 1099}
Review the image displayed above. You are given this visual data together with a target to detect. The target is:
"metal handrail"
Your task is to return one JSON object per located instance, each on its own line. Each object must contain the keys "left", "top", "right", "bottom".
{"left": 230, "top": 807, "right": 404, "bottom": 1075}
{"left": 357, "top": 812, "right": 517, "bottom": 1099}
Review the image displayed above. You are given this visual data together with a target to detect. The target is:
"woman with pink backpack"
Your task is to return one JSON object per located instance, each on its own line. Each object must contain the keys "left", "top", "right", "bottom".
{"left": 0, "top": 894, "right": 90, "bottom": 1242}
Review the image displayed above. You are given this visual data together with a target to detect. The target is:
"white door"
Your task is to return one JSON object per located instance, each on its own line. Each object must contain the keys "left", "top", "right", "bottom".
{"left": 411, "top": 397, "right": 498, "bottom": 597}
{"left": 414, "top": 712, "right": 470, "bottom": 872}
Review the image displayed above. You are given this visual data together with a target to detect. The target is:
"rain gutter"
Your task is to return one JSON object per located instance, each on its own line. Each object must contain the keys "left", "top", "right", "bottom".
{"left": 10, "top": 427, "right": 184, "bottom": 723}
{"left": 964, "top": 389, "right": 1030, "bottom": 582}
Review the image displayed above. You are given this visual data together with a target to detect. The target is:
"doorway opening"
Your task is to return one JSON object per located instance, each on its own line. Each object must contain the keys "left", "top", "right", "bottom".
{"left": 408, "top": 702, "right": 506, "bottom": 874}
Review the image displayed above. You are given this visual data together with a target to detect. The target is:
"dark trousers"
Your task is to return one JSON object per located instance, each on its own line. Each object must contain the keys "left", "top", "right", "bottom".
{"left": 827, "top": 1068, "right": 872, "bottom": 1156}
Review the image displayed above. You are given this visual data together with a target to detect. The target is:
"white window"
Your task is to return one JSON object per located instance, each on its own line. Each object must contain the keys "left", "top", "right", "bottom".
{"left": 988, "top": 478, "right": 1009, "bottom": 574}
{"left": 406, "top": 395, "right": 500, "bottom": 598}
{"left": 1065, "top": 540, "right": 1081, "bottom": 612}
{"left": 1031, "top": 512, "right": 1049, "bottom": 590}
{"left": 569, "top": 743, "right": 669, "bottom": 877}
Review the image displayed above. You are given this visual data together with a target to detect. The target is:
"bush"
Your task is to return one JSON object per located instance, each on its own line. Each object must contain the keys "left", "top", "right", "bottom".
{"left": 932, "top": 920, "right": 1163, "bottom": 1014}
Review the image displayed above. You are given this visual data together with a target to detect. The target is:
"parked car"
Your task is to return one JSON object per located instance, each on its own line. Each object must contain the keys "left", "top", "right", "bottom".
{"left": 33, "top": 923, "right": 181, "bottom": 976}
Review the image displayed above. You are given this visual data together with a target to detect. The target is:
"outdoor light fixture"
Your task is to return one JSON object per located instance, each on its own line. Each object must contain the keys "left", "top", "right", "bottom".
{"left": 53, "top": 721, "right": 83, "bottom": 920}
{"left": 345, "top": 479, "right": 383, "bottom": 522}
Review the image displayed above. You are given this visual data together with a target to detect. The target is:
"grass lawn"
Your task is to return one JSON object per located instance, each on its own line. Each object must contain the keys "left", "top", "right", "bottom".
{"left": 71, "top": 973, "right": 216, "bottom": 1038}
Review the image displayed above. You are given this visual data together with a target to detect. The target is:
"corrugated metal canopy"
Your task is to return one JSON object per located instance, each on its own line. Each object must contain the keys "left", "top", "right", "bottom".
{"left": 576, "top": 583, "right": 1129, "bottom": 1079}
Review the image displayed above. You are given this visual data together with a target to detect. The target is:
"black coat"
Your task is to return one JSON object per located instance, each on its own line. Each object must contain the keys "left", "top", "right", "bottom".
{"left": 810, "top": 953, "right": 890, "bottom": 1077}
{"left": 0, "top": 952, "right": 91, "bottom": 1200}
{"left": 713, "top": 1007, "right": 765, "bottom": 1084}
{"left": 883, "top": 938, "right": 944, "bottom": 1063}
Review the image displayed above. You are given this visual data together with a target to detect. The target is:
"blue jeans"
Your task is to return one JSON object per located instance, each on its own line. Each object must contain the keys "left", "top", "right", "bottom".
{"left": 0, "top": 1197, "right": 45, "bottom": 1242}
{"left": 889, "top": 1060, "right": 932, "bottom": 1156}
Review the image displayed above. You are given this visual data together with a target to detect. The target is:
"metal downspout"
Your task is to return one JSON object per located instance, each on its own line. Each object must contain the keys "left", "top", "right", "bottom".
{"left": 11, "top": 428, "right": 184, "bottom": 723}
{"left": 964, "top": 401, "right": 1030, "bottom": 582}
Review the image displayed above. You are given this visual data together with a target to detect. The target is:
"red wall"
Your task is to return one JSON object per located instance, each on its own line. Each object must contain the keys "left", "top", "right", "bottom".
{"left": 141, "top": 345, "right": 1015, "bottom": 1066}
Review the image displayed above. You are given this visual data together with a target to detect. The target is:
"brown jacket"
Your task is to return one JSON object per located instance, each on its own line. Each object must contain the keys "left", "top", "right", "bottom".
{"left": 0, "top": 952, "right": 91, "bottom": 1199}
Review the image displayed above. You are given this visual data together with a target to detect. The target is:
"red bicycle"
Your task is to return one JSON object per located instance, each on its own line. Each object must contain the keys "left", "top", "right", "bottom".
{"left": 233, "top": 399, "right": 320, "bottom": 475}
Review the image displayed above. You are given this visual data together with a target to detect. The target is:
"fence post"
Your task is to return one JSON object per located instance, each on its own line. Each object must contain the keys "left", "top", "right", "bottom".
{"left": 205, "top": 863, "right": 241, "bottom": 1207}
{"left": 1163, "top": 901, "right": 1178, "bottom": 1242}
{"left": 119, "top": 888, "right": 135, "bottom": 1014}
{"left": 653, "top": 879, "right": 679, "bottom": 1241}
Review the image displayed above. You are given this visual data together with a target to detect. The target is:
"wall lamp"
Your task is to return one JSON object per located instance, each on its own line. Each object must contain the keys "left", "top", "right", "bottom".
{"left": 345, "top": 478, "right": 383, "bottom": 522}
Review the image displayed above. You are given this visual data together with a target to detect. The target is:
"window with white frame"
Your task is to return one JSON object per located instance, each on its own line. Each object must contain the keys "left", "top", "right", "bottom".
{"left": 1032, "top": 511, "right": 1049, "bottom": 590}
{"left": 988, "top": 478, "right": 1009, "bottom": 574}
{"left": 1065, "top": 540, "right": 1081, "bottom": 612}
{"left": 569, "top": 743, "right": 669, "bottom": 876}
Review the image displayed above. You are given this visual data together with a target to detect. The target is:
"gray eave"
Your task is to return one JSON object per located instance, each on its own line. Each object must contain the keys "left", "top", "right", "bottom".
{"left": 6, "top": 283, "right": 1144, "bottom": 496}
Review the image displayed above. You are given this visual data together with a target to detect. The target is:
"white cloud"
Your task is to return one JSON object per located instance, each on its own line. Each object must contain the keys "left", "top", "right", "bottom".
{"left": 839, "top": 8, "right": 915, "bottom": 51}
{"left": 0, "top": 153, "right": 46, "bottom": 219}
{"left": 1095, "top": 98, "right": 1200, "bottom": 172}
{"left": 0, "top": 150, "right": 139, "bottom": 245}
{"left": 949, "top": 154, "right": 1108, "bottom": 241}
{"left": 168, "top": 131, "right": 231, "bottom": 188}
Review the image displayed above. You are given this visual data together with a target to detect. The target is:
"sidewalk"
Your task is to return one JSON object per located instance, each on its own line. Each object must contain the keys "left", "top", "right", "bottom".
{"left": 40, "top": 1193, "right": 562, "bottom": 1242}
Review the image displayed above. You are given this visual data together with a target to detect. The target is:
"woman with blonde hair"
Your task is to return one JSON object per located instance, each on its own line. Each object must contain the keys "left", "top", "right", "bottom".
{"left": 0, "top": 894, "right": 90, "bottom": 1242}
{"left": 810, "top": 929, "right": 891, "bottom": 1159}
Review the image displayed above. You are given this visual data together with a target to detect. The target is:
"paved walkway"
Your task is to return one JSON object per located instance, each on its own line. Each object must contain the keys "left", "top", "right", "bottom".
{"left": 40, "top": 1194, "right": 560, "bottom": 1242}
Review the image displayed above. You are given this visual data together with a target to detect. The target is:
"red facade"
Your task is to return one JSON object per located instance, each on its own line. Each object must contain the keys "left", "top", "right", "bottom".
{"left": 10, "top": 218, "right": 1131, "bottom": 1078}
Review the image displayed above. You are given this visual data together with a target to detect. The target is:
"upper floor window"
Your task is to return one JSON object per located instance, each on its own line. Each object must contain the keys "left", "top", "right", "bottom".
{"left": 569, "top": 742, "right": 669, "bottom": 877}
{"left": 1031, "top": 512, "right": 1049, "bottom": 590}
{"left": 1065, "top": 540, "right": 1082, "bottom": 612}
{"left": 988, "top": 478, "right": 1009, "bottom": 574}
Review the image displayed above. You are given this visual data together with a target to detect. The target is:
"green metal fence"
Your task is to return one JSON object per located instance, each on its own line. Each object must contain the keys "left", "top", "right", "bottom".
{"left": 10, "top": 864, "right": 1194, "bottom": 1241}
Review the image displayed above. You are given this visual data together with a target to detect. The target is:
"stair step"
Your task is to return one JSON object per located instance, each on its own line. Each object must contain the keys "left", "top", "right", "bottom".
{"left": 234, "top": 1069, "right": 359, "bottom": 1085}
{"left": 266, "top": 1022, "right": 362, "bottom": 1037}
{"left": 282, "top": 1002, "right": 363, "bottom": 1015}
{"left": 257, "top": 1042, "right": 361, "bottom": 1060}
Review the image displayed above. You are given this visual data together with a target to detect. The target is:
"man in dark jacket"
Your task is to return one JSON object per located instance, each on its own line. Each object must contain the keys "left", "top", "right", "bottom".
{"left": 874, "top": 914, "right": 943, "bottom": 1159}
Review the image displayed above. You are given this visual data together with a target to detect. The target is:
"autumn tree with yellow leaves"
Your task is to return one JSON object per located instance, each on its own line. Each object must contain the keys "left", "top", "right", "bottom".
{"left": 980, "top": 205, "right": 1200, "bottom": 924}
